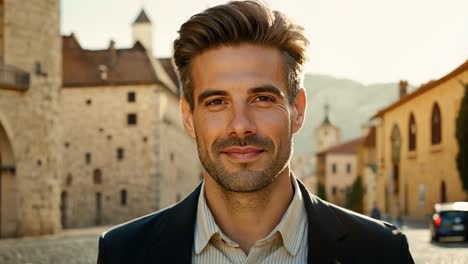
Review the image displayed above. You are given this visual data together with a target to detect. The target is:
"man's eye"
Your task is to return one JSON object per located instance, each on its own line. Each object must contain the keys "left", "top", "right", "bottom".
{"left": 206, "top": 99, "right": 224, "bottom": 106}
{"left": 254, "top": 96, "right": 275, "bottom": 102}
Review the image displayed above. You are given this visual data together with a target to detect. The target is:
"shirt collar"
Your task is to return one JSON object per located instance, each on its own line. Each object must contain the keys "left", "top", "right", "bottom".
{"left": 193, "top": 175, "right": 307, "bottom": 256}
{"left": 194, "top": 181, "right": 220, "bottom": 254}
{"left": 275, "top": 175, "right": 308, "bottom": 256}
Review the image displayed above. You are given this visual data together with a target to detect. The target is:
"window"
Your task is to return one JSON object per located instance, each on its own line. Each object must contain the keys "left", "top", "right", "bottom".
{"left": 332, "top": 163, "right": 337, "bottom": 174}
{"left": 127, "top": 113, "right": 137, "bottom": 125}
{"left": 431, "top": 103, "right": 442, "bottom": 145}
{"left": 332, "top": 186, "right": 337, "bottom": 196}
{"left": 346, "top": 163, "right": 352, "bottom": 174}
{"left": 93, "top": 169, "right": 102, "bottom": 184}
{"left": 408, "top": 113, "right": 417, "bottom": 151}
{"left": 85, "top": 153, "right": 91, "bottom": 164}
{"left": 170, "top": 152, "right": 174, "bottom": 163}
{"left": 117, "top": 148, "right": 124, "bottom": 160}
{"left": 120, "top": 189, "right": 127, "bottom": 206}
{"left": 86, "top": 99, "right": 92, "bottom": 105}
{"left": 127, "top": 92, "right": 136, "bottom": 102}
{"left": 66, "top": 173, "right": 73, "bottom": 186}
{"left": 64, "top": 142, "right": 70, "bottom": 148}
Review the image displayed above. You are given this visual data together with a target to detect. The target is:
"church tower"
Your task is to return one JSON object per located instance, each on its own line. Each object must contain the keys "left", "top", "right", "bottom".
{"left": 132, "top": 9, "right": 153, "bottom": 55}
{"left": 315, "top": 103, "right": 341, "bottom": 152}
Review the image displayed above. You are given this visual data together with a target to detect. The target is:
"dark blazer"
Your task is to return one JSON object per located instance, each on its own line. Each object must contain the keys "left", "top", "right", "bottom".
{"left": 97, "top": 180, "right": 414, "bottom": 263}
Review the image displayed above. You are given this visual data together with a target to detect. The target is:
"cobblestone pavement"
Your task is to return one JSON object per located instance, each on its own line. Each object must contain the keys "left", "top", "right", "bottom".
{"left": 0, "top": 225, "right": 467, "bottom": 264}
{"left": 403, "top": 225, "right": 468, "bottom": 264}
{"left": 0, "top": 226, "right": 109, "bottom": 264}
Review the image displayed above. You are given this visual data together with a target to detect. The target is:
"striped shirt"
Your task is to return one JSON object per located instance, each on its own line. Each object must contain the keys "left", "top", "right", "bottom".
{"left": 192, "top": 177, "right": 308, "bottom": 264}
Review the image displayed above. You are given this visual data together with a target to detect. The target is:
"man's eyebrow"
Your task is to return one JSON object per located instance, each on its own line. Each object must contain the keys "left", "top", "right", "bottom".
{"left": 248, "top": 85, "right": 285, "bottom": 98}
{"left": 197, "top": 89, "right": 228, "bottom": 105}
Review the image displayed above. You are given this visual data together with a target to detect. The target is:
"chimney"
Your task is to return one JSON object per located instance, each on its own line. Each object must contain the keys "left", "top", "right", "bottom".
{"left": 108, "top": 40, "right": 117, "bottom": 66}
{"left": 399, "top": 80, "right": 408, "bottom": 98}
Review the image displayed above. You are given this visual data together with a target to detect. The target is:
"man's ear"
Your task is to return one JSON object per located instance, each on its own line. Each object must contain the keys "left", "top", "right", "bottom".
{"left": 291, "top": 88, "right": 307, "bottom": 134}
{"left": 180, "top": 98, "right": 196, "bottom": 138}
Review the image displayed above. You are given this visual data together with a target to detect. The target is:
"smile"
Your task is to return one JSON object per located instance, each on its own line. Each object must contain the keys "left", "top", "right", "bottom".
{"left": 221, "top": 146, "right": 265, "bottom": 162}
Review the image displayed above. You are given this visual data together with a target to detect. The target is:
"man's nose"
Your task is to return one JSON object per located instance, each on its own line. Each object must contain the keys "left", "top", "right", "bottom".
{"left": 226, "top": 103, "right": 256, "bottom": 137}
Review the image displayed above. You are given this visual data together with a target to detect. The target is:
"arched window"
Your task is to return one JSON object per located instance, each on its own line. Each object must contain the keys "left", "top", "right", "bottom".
{"left": 408, "top": 113, "right": 416, "bottom": 151}
{"left": 431, "top": 103, "right": 442, "bottom": 145}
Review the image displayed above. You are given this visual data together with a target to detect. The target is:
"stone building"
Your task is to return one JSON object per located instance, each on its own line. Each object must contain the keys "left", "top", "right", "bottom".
{"left": 316, "top": 138, "right": 363, "bottom": 207}
{"left": 372, "top": 60, "right": 468, "bottom": 219}
{"left": 60, "top": 10, "right": 201, "bottom": 228}
{"left": 314, "top": 104, "right": 341, "bottom": 197}
{"left": 315, "top": 103, "right": 341, "bottom": 153}
{"left": 0, "top": 0, "right": 62, "bottom": 237}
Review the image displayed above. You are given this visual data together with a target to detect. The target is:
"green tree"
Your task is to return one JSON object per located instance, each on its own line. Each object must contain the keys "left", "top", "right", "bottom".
{"left": 456, "top": 82, "right": 468, "bottom": 200}
{"left": 347, "top": 176, "right": 364, "bottom": 213}
{"left": 317, "top": 182, "right": 327, "bottom": 201}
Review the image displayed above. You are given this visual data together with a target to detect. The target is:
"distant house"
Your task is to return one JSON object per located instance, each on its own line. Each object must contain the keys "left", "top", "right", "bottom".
{"left": 316, "top": 137, "right": 363, "bottom": 207}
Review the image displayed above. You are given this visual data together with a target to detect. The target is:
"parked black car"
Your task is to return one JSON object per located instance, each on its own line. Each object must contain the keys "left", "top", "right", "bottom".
{"left": 430, "top": 202, "right": 468, "bottom": 242}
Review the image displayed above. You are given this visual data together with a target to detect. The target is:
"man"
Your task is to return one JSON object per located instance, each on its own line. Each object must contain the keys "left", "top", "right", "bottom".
{"left": 97, "top": 1, "right": 414, "bottom": 263}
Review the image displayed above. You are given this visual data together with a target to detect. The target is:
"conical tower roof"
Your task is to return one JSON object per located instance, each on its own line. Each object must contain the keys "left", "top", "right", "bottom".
{"left": 133, "top": 9, "right": 151, "bottom": 24}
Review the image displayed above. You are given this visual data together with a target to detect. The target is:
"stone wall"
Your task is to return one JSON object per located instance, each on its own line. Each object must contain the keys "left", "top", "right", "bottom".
{"left": 155, "top": 88, "right": 201, "bottom": 209}
{"left": 60, "top": 84, "right": 159, "bottom": 227}
{"left": 60, "top": 84, "right": 201, "bottom": 227}
{"left": 0, "top": 0, "right": 62, "bottom": 237}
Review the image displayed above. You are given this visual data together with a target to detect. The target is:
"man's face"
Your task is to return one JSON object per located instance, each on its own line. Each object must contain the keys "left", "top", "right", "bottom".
{"left": 181, "top": 44, "right": 306, "bottom": 192}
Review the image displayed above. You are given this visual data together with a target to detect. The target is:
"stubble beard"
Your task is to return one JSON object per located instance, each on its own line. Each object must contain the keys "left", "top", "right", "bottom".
{"left": 196, "top": 133, "right": 293, "bottom": 193}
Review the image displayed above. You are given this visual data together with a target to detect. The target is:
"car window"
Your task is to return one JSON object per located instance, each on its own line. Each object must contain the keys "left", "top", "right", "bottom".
{"left": 440, "top": 211, "right": 468, "bottom": 224}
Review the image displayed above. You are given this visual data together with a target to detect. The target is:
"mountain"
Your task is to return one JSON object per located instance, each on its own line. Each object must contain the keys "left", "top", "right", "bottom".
{"left": 292, "top": 73, "right": 415, "bottom": 159}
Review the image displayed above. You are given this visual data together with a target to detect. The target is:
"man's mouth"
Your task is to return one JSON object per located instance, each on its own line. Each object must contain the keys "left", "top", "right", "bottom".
{"left": 221, "top": 146, "right": 265, "bottom": 162}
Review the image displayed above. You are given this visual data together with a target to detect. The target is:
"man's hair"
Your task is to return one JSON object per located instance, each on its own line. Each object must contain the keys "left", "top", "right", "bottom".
{"left": 173, "top": 0, "right": 309, "bottom": 110}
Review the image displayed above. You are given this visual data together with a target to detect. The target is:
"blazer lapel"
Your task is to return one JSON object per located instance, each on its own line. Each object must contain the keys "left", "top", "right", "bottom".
{"left": 297, "top": 180, "right": 349, "bottom": 264}
{"left": 147, "top": 183, "right": 202, "bottom": 263}
{"left": 145, "top": 180, "right": 348, "bottom": 263}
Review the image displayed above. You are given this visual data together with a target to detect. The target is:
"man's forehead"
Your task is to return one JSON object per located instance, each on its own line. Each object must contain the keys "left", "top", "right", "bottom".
{"left": 191, "top": 44, "right": 288, "bottom": 94}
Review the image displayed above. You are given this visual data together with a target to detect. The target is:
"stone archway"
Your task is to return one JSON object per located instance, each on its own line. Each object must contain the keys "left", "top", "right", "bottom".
{"left": 0, "top": 120, "right": 17, "bottom": 238}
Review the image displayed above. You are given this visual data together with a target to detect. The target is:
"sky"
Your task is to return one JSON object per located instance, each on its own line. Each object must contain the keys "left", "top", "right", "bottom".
{"left": 61, "top": 0, "right": 468, "bottom": 86}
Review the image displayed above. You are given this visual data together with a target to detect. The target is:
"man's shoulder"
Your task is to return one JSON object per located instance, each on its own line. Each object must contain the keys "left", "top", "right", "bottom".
{"left": 326, "top": 202, "right": 403, "bottom": 241}
{"left": 101, "top": 205, "right": 175, "bottom": 246}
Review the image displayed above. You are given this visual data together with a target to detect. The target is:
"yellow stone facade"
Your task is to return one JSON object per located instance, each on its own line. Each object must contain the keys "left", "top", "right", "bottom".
{"left": 374, "top": 61, "right": 468, "bottom": 219}
{"left": 0, "top": 0, "right": 62, "bottom": 237}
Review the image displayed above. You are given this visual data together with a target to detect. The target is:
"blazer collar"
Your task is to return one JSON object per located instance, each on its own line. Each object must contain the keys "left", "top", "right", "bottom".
{"left": 297, "top": 180, "right": 349, "bottom": 263}
{"left": 148, "top": 182, "right": 202, "bottom": 263}
{"left": 148, "top": 180, "right": 348, "bottom": 263}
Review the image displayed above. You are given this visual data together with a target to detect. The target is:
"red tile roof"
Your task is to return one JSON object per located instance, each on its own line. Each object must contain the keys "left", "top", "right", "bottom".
{"left": 373, "top": 59, "right": 468, "bottom": 118}
{"left": 62, "top": 34, "right": 162, "bottom": 87}
{"left": 317, "top": 137, "right": 364, "bottom": 156}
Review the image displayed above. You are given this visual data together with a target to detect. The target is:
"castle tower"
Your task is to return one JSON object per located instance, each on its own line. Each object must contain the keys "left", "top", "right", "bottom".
{"left": 132, "top": 9, "right": 153, "bottom": 55}
{"left": 0, "top": 0, "right": 62, "bottom": 237}
{"left": 315, "top": 103, "right": 341, "bottom": 152}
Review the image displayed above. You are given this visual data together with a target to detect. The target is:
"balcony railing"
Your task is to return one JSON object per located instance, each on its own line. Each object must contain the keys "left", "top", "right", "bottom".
{"left": 0, "top": 64, "right": 30, "bottom": 90}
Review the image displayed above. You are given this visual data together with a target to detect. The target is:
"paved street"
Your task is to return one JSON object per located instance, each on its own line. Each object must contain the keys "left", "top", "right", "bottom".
{"left": 0, "top": 224, "right": 467, "bottom": 263}
{"left": 403, "top": 224, "right": 468, "bottom": 264}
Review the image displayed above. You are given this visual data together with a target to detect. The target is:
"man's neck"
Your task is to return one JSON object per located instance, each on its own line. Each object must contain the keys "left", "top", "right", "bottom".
{"left": 204, "top": 168, "right": 294, "bottom": 254}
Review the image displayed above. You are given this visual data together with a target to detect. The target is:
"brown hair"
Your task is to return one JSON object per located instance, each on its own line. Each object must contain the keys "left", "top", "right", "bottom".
{"left": 173, "top": 0, "right": 309, "bottom": 110}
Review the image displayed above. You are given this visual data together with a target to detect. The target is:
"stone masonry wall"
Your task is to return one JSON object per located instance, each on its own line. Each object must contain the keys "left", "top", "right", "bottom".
{"left": 0, "top": 0, "right": 62, "bottom": 237}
